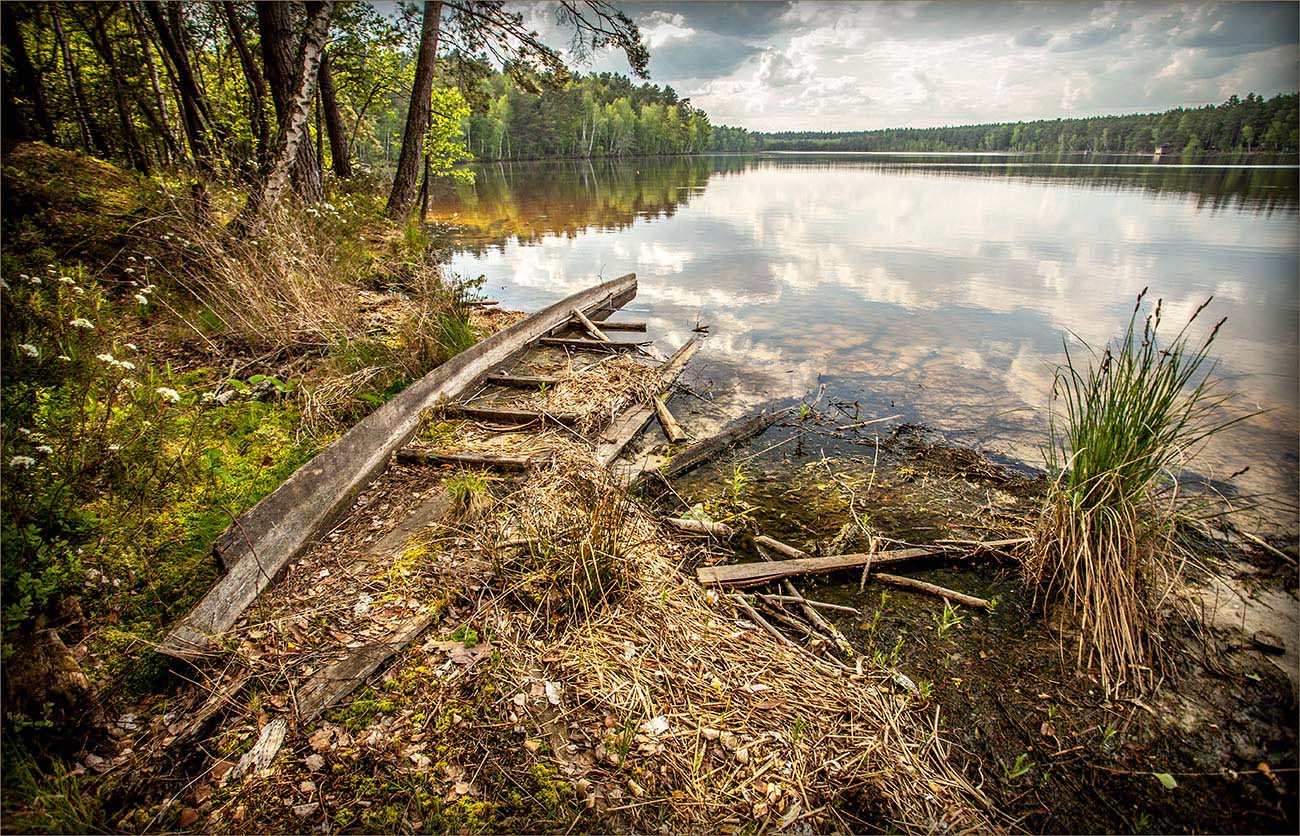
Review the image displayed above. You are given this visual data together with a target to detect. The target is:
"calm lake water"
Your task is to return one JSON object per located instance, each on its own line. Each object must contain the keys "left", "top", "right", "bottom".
{"left": 437, "top": 153, "right": 1299, "bottom": 529}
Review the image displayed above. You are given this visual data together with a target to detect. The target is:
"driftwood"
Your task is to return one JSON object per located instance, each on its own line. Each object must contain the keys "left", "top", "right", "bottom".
{"left": 538, "top": 337, "right": 648, "bottom": 352}
{"left": 595, "top": 339, "right": 699, "bottom": 467}
{"left": 696, "top": 538, "right": 1025, "bottom": 587}
{"left": 395, "top": 449, "right": 536, "bottom": 471}
{"left": 588, "top": 320, "right": 646, "bottom": 332}
{"left": 652, "top": 409, "right": 785, "bottom": 482}
{"left": 572, "top": 308, "right": 610, "bottom": 342}
{"left": 294, "top": 611, "right": 439, "bottom": 723}
{"left": 653, "top": 395, "right": 687, "bottom": 442}
{"left": 870, "top": 572, "right": 991, "bottom": 609}
{"left": 484, "top": 374, "right": 560, "bottom": 388}
{"left": 444, "top": 405, "right": 579, "bottom": 426}
{"left": 159, "top": 274, "right": 637, "bottom": 660}
{"left": 665, "top": 517, "right": 735, "bottom": 539}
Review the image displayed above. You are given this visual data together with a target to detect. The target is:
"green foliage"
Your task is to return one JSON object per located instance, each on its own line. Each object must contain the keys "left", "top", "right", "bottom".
{"left": 1, "top": 747, "right": 105, "bottom": 834}
{"left": 756, "top": 93, "right": 1299, "bottom": 154}
{"left": 424, "top": 87, "right": 476, "bottom": 184}
{"left": 1002, "top": 752, "right": 1034, "bottom": 782}
{"left": 932, "top": 600, "right": 964, "bottom": 638}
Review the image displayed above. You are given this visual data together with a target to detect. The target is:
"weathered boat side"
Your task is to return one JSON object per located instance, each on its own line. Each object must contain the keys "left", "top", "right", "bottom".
{"left": 159, "top": 274, "right": 637, "bottom": 659}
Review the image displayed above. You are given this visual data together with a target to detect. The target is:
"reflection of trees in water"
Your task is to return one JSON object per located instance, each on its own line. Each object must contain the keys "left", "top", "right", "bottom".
{"left": 434, "top": 156, "right": 749, "bottom": 254}
{"left": 764, "top": 154, "right": 1299, "bottom": 215}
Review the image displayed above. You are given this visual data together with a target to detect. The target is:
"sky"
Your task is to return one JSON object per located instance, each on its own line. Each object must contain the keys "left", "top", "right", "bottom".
{"left": 515, "top": 1, "right": 1300, "bottom": 132}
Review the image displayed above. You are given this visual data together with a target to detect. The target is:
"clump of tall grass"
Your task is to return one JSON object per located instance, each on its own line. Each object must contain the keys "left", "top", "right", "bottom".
{"left": 1028, "top": 289, "right": 1241, "bottom": 695}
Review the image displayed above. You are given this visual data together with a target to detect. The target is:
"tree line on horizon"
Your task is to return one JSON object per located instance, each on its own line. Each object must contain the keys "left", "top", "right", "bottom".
{"left": 723, "top": 93, "right": 1299, "bottom": 155}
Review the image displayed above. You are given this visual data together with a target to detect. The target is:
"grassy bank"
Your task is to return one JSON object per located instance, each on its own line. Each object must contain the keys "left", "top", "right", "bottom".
{"left": 0, "top": 142, "right": 478, "bottom": 785}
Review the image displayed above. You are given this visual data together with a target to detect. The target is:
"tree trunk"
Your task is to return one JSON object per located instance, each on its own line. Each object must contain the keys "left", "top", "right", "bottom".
{"left": 317, "top": 51, "right": 350, "bottom": 177}
{"left": 50, "top": 4, "right": 103, "bottom": 155}
{"left": 384, "top": 0, "right": 442, "bottom": 221}
{"left": 79, "top": 6, "right": 150, "bottom": 173}
{"left": 243, "top": 0, "right": 334, "bottom": 223}
{"left": 257, "top": 1, "right": 323, "bottom": 202}
{"left": 143, "top": 1, "right": 212, "bottom": 166}
{"left": 1, "top": 4, "right": 56, "bottom": 142}
{"left": 221, "top": 0, "right": 270, "bottom": 175}
{"left": 127, "top": 2, "right": 180, "bottom": 163}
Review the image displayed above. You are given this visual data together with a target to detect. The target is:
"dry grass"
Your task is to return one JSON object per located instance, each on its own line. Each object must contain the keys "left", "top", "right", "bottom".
{"left": 1028, "top": 290, "right": 1239, "bottom": 695}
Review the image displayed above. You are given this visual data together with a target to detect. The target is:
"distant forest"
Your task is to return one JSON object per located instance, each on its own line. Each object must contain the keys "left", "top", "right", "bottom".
{"left": 716, "top": 93, "right": 1299, "bottom": 155}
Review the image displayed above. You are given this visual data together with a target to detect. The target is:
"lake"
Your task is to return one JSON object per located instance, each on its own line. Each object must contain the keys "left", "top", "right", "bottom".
{"left": 435, "top": 153, "right": 1299, "bottom": 531}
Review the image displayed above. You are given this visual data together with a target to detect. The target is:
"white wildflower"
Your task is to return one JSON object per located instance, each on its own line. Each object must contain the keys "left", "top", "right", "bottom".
{"left": 35, "top": 445, "right": 53, "bottom": 455}
{"left": 16, "top": 428, "right": 31, "bottom": 436}
{"left": 58, "top": 276, "right": 75, "bottom": 285}
{"left": 57, "top": 354, "right": 71, "bottom": 362}
{"left": 70, "top": 318, "right": 94, "bottom": 329}
{"left": 143, "top": 255, "right": 154, "bottom": 262}
{"left": 156, "top": 387, "right": 181, "bottom": 403}
{"left": 18, "top": 344, "right": 38, "bottom": 357}
{"left": 9, "top": 455, "right": 35, "bottom": 468}
{"left": 124, "top": 268, "right": 136, "bottom": 275}
{"left": 124, "top": 343, "right": 138, "bottom": 351}
{"left": 28, "top": 276, "right": 41, "bottom": 285}
{"left": 134, "top": 294, "right": 149, "bottom": 305}
{"left": 73, "top": 287, "right": 85, "bottom": 296}
{"left": 108, "top": 444, "right": 121, "bottom": 451}
{"left": 118, "top": 360, "right": 135, "bottom": 371}
{"left": 121, "top": 379, "right": 138, "bottom": 390}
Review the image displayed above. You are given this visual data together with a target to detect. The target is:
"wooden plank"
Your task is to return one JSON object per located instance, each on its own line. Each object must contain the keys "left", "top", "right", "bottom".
{"left": 367, "top": 492, "right": 452, "bottom": 558}
{"left": 595, "top": 338, "right": 699, "bottom": 467}
{"left": 538, "top": 337, "right": 648, "bottom": 352}
{"left": 697, "top": 547, "right": 942, "bottom": 587}
{"left": 444, "top": 405, "right": 579, "bottom": 426}
{"left": 650, "top": 409, "right": 784, "bottom": 482}
{"left": 591, "top": 320, "right": 646, "bottom": 332}
{"left": 572, "top": 308, "right": 611, "bottom": 342}
{"left": 295, "top": 611, "right": 438, "bottom": 723}
{"left": 484, "top": 374, "right": 560, "bottom": 388}
{"left": 396, "top": 449, "right": 535, "bottom": 471}
{"left": 159, "top": 274, "right": 637, "bottom": 660}
{"left": 653, "top": 395, "right": 687, "bottom": 442}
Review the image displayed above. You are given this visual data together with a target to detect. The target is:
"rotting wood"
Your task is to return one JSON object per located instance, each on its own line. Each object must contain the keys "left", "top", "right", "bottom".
{"left": 572, "top": 308, "right": 611, "bottom": 342}
{"left": 226, "top": 717, "right": 287, "bottom": 783}
{"left": 295, "top": 610, "right": 438, "bottom": 723}
{"left": 367, "top": 492, "right": 451, "bottom": 558}
{"left": 538, "top": 337, "right": 649, "bottom": 352}
{"left": 647, "top": 409, "right": 785, "bottom": 482}
{"left": 589, "top": 320, "right": 646, "bottom": 332}
{"left": 395, "top": 449, "right": 536, "bottom": 471}
{"left": 653, "top": 395, "right": 687, "bottom": 443}
{"left": 159, "top": 274, "right": 636, "bottom": 660}
{"left": 443, "top": 405, "right": 580, "bottom": 427}
{"left": 595, "top": 338, "right": 699, "bottom": 467}
{"left": 754, "top": 534, "right": 806, "bottom": 560}
{"left": 870, "top": 572, "right": 992, "bottom": 609}
{"left": 484, "top": 374, "right": 560, "bottom": 388}
{"left": 665, "top": 517, "right": 735, "bottom": 539}
{"left": 696, "top": 538, "right": 1024, "bottom": 587}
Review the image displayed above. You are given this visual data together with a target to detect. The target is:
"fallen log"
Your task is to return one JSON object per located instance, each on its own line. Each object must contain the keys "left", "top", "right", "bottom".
{"left": 572, "top": 308, "right": 611, "bottom": 342}
{"left": 665, "top": 517, "right": 735, "bottom": 539}
{"left": 484, "top": 374, "right": 560, "bottom": 388}
{"left": 595, "top": 339, "right": 699, "bottom": 467}
{"left": 443, "top": 405, "right": 579, "bottom": 427}
{"left": 589, "top": 320, "right": 646, "bottom": 332}
{"left": 653, "top": 395, "right": 687, "bottom": 442}
{"left": 538, "top": 337, "right": 648, "bottom": 352}
{"left": 870, "top": 572, "right": 991, "bottom": 609}
{"left": 651, "top": 409, "right": 785, "bottom": 482}
{"left": 159, "top": 274, "right": 637, "bottom": 660}
{"left": 396, "top": 449, "right": 536, "bottom": 471}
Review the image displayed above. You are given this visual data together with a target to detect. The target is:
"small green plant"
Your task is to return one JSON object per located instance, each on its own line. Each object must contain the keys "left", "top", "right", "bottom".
{"left": 1002, "top": 751, "right": 1034, "bottom": 782}
{"left": 916, "top": 679, "right": 935, "bottom": 700}
{"left": 1100, "top": 723, "right": 1119, "bottom": 747}
{"left": 728, "top": 463, "right": 748, "bottom": 502}
{"left": 448, "top": 624, "right": 479, "bottom": 647}
{"left": 445, "top": 469, "right": 490, "bottom": 520}
{"left": 797, "top": 402, "right": 812, "bottom": 422}
{"left": 932, "top": 600, "right": 964, "bottom": 638}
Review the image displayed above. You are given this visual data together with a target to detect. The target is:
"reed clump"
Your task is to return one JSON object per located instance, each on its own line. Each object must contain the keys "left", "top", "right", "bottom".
{"left": 1028, "top": 289, "right": 1239, "bottom": 695}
